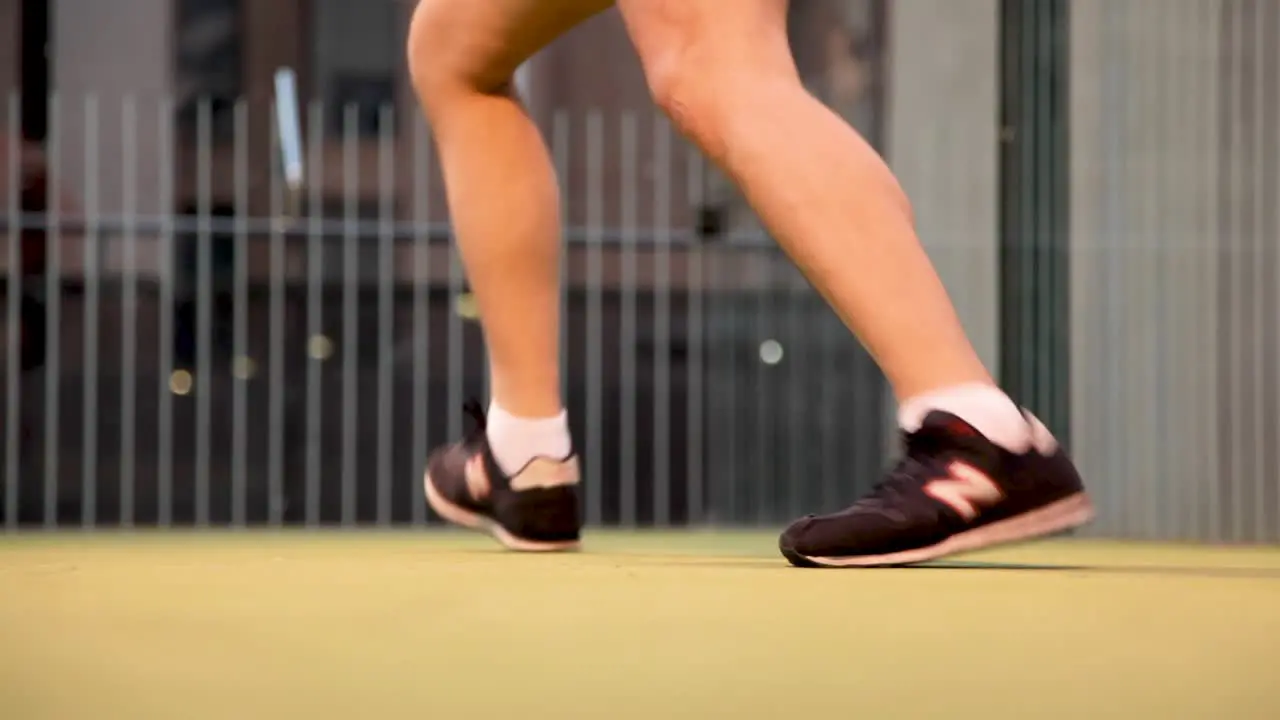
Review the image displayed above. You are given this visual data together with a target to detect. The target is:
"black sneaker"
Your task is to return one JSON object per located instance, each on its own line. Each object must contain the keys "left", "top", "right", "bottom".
{"left": 779, "top": 409, "right": 1094, "bottom": 567}
{"left": 423, "top": 401, "right": 582, "bottom": 551}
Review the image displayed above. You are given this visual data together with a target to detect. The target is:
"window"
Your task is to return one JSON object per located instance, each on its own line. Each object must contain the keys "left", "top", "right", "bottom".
{"left": 311, "top": 0, "right": 400, "bottom": 138}
{"left": 175, "top": 0, "right": 243, "bottom": 140}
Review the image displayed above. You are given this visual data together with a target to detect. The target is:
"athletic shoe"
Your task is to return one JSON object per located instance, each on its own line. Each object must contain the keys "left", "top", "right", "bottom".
{"left": 423, "top": 401, "right": 582, "bottom": 551}
{"left": 778, "top": 409, "right": 1094, "bottom": 567}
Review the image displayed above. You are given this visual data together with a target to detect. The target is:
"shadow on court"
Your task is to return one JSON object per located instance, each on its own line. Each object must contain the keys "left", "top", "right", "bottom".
{"left": 912, "top": 559, "right": 1280, "bottom": 579}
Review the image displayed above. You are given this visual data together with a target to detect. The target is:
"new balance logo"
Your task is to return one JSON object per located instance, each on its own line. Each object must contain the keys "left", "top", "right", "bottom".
{"left": 924, "top": 462, "right": 1003, "bottom": 521}
{"left": 464, "top": 456, "right": 491, "bottom": 501}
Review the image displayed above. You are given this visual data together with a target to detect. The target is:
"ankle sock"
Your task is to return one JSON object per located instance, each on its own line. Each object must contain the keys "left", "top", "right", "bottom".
{"left": 897, "top": 383, "right": 1032, "bottom": 452}
{"left": 486, "top": 401, "right": 572, "bottom": 477}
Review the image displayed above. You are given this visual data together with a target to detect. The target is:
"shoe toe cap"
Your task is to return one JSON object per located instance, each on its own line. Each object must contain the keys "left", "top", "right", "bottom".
{"left": 778, "top": 514, "right": 821, "bottom": 555}
{"left": 780, "top": 508, "right": 928, "bottom": 561}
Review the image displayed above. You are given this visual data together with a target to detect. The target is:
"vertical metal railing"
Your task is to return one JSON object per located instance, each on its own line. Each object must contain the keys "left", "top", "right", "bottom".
{"left": 120, "top": 98, "right": 138, "bottom": 529}
{"left": 44, "top": 95, "right": 61, "bottom": 530}
{"left": 652, "top": 117, "right": 673, "bottom": 528}
{"left": 304, "top": 101, "right": 324, "bottom": 528}
{"left": 584, "top": 111, "right": 604, "bottom": 529}
{"left": 340, "top": 105, "right": 358, "bottom": 528}
{"left": 194, "top": 100, "right": 212, "bottom": 529}
{"left": 4, "top": 96, "right": 19, "bottom": 531}
{"left": 231, "top": 100, "right": 249, "bottom": 528}
{"left": 81, "top": 96, "right": 99, "bottom": 530}
{"left": 410, "top": 111, "right": 431, "bottom": 528}
{"left": 619, "top": 114, "right": 638, "bottom": 528}
{"left": 376, "top": 104, "right": 396, "bottom": 527}
{"left": 685, "top": 146, "right": 706, "bottom": 526}
{"left": 158, "top": 97, "right": 175, "bottom": 529}
{"left": 271, "top": 68, "right": 300, "bottom": 526}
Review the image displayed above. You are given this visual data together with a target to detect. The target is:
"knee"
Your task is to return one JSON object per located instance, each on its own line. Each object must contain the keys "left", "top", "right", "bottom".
{"left": 405, "top": 1, "right": 449, "bottom": 103}
{"left": 406, "top": 0, "right": 507, "bottom": 118}
{"left": 405, "top": 1, "right": 460, "bottom": 116}
{"left": 642, "top": 52, "right": 734, "bottom": 160}
{"left": 641, "top": 46, "right": 796, "bottom": 163}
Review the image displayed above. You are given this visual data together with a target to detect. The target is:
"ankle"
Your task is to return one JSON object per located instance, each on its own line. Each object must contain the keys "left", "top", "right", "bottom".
{"left": 486, "top": 400, "right": 572, "bottom": 477}
{"left": 487, "top": 378, "right": 563, "bottom": 421}
{"left": 897, "top": 383, "right": 1032, "bottom": 452}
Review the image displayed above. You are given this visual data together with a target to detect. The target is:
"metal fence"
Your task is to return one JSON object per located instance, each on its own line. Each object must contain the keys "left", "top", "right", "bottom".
{"left": 2, "top": 0, "right": 1279, "bottom": 543}
{"left": 0, "top": 92, "right": 891, "bottom": 533}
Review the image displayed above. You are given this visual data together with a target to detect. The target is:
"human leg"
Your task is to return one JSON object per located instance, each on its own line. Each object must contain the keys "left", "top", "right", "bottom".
{"left": 616, "top": 0, "right": 1093, "bottom": 565}
{"left": 407, "top": 0, "right": 611, "bottom": 550}
{"left": 618, "top": 0, "right": 992, "bottom": 403}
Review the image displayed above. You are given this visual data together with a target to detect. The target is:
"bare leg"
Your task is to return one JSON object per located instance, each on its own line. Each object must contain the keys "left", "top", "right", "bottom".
{"left": 617, "top": 0, "right": 992, "bottom": 403}
{"left": 407, "top": 0, "right": 611, "bottom": 420}
{"left": 615, "top": 0, "right": 1093, "bottom": 566}
{"left": 409, "top": 0, "right": 612, "bottom": 551}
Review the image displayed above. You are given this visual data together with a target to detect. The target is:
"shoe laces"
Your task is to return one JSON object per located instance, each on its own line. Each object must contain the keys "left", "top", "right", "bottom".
{"left": 861, "top": 429, "right": 952, "bottom": 506}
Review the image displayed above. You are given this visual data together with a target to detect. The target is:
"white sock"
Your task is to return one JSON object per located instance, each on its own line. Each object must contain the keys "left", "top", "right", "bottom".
{"left": 897, "top": 383, "right": 1032, "bottom": 452}
{"left": 486, "top": 401, "right": 572, "bottom": 477}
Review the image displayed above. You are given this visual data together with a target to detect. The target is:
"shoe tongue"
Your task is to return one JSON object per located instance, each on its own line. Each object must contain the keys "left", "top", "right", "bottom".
{"left": 918, "top": 411, "right": 988, "bottom": 440}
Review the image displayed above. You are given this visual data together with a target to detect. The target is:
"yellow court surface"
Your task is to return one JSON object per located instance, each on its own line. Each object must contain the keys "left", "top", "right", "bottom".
{"left": 2, "top": 532, "right": 1279, "bottom": 719}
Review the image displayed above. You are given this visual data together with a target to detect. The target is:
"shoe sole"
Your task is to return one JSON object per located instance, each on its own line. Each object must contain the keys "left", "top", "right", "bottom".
{"left": 423, "top": 471, "right": 581, "bottom": 553}
{"left": 781, "top": 492, "right": 1096, "bottom": 568}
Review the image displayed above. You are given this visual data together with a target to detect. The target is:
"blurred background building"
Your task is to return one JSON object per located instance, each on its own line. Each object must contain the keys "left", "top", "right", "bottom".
{"left": 0, "top": 0, "right": 1277, "bottom": 542}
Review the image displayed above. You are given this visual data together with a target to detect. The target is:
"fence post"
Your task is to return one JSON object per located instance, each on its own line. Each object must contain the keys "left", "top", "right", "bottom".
{"left": 999, "top": 0, "right": 1071, "bottom": 441}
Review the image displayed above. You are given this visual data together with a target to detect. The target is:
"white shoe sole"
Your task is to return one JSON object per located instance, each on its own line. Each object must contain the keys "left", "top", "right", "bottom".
{"left": 424, "top": 471, "right": 581, "bottom": 553}
{"left": 793, "top": 492, "right": 1096, "bottom": 568}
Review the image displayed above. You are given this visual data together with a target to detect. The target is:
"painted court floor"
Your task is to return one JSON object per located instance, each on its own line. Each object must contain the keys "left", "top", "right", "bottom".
{"left": 2, "top": 531, "right": 1279, "bottom": 719}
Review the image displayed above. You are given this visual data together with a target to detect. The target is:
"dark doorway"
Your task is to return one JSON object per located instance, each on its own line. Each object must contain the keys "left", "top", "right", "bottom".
{"left": 20, "top": 0, "right": 50, "bottom": 142}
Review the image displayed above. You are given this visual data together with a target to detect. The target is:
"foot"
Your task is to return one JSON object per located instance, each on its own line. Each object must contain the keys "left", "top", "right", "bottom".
{"left": 779, "top": 409, "right": 1094, "bottom": 567}
{"left": 424, "top": 401, "right": 582, "bottom": 552}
